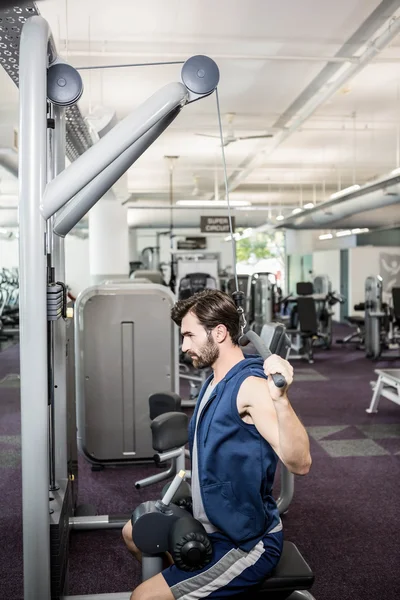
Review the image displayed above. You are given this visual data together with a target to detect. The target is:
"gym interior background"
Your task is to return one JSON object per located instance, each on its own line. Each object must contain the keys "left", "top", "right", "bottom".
{"left": 0, "top": 1, "right": 400, "bottom": 599}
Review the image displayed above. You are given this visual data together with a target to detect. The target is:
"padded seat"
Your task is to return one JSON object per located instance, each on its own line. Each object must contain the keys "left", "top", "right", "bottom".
{"left": 258, "top": 542, "right": 314, "bottom": 593}
{"left": 346, "top": 315, "right": 365, "bottom": 326}
{"left": 235, "top": 542, "right": 314, "bottom": 599}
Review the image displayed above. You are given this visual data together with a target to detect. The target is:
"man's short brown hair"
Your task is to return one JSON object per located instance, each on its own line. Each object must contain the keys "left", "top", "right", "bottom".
{"left": 171, "top": 289, "right": 240, "bottom": 345}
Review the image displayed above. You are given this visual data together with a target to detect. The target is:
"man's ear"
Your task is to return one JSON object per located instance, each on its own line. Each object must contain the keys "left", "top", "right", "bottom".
{"left": 214, "top": 324, "right": 228, "bottom": 343}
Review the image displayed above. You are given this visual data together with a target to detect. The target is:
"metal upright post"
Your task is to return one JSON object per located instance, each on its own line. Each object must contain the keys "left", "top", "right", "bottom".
{"left": 277, "top": 463, "right": 295, "bottom": 515}
{"left": 52, "top": 105, "right": 68, "bottom": 481}
{"left": 19, "top": 15, "right": 52, "bottom": 600}
{"left": 47, "top": 111, "right": 58, "bottom": 493}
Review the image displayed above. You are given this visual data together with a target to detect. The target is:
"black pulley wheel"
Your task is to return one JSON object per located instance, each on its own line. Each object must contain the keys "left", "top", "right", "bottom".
{"left": 169, "top": 516, "right": 213, "bottom": 571}
{"left": 47, "top": 63, "right": 83, "bottom": 107}
{"left": 181, "top": 55, "right": 219, "bottom": 95}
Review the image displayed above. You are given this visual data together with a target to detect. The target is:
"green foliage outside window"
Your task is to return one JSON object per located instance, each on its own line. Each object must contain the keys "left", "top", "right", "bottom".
{"left": 235, "top": 231, "right": 284, "bottom": 263}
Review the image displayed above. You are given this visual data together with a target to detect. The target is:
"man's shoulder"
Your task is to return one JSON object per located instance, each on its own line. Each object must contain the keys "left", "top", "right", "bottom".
{"left": 237, "top": 375, "right": 268, "bottom": 404}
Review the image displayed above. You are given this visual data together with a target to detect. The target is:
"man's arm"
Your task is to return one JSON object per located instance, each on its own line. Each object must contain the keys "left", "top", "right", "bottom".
{"left": 238, "top": 372, "right": 312, "bottom": 476}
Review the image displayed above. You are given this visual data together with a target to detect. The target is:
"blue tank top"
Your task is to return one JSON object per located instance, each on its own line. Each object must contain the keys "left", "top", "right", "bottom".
{"left": 188, "top": 355, "right": 282, "bottom": 552}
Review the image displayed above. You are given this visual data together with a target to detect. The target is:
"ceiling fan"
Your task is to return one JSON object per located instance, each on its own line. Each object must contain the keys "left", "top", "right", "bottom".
{"left": 196, "top": 112, "right": 273, "bottom": 147}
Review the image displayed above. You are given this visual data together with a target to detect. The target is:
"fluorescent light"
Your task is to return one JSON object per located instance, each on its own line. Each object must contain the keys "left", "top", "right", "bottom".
{"left": 224, "top": 232, "right": 241, "bottom": 242}
{"left": 391, "top": 167, "right": 400, "bottom": 176}
{"left": 329, "top": 185, "right": 360, "bottom": 200}
{"left": 336, "top": 230, "right": 352, "bottom": 237}
{"left": 235, "top": 206, "right": 266, "bottom": 211}
{"left": 176, "top": 200, "right": 250, "bottom": 207}
{"left": 351, "top": 228, "right": 369, "bottom": 234}
{"left": 292, "top": 208, "right": 303, "bottom": 215}
{"left": 318, "top": 233, "right": 333, "bottom": 240}
{"left": 276, "top": 215, "right": 285, "bottom": 221}
{"left": 304, "top": 203, "right": 314, "bottom": 209}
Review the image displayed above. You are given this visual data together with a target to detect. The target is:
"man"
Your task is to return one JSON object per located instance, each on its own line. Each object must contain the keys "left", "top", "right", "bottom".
{"left": 123, "top": 289, "right": 311, "bottom": 600}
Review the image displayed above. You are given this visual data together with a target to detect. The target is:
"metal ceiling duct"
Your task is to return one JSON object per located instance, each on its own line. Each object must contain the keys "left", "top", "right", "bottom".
{"left": 278, "top": 172, "right": 400, "bottom": 229}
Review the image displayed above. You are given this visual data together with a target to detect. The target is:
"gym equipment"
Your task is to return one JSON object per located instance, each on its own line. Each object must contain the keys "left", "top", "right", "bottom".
{"left": 360, "top": 278, "right": 400, "bottom": 359}
{"left": 172, "top": 250, "right": 220, "bottom": 295}
{"left": 312, "top": 275, "right": 332, "bottom": 295}
{"left": 129, "top": 260, "right": 144, "bottom": 275}
{"left": 251, "top": 272, "right": 278, "bottom": 334}
{"left": 132, "top": 467, "right": 315, "bottom": 600}
{"left": 367, "top": 369, "right": 400, "bottom": 413}
{"left": 13, "top": 8, "right": 220, "bottom": 597}
{"left": 179, "top": 362, "right": 209, "bottom": 407}
{"left": 74, "top": 283, "right": 178, "bottom": 466}
{"left": 363, "top": 276, "right": 384, "bottom": 359}
{"left": 0, "top": 268, "right": 20, "bottom": 339}
{"left": 282, "top": 281, "right": 344, "bottom": 361}
{"left": 130, "top": 269, "right": 166, "bottom": 284}
{"left": 227, "top": 272, "right": 282, "bottom": 334}
{"left": 12, "top": 8, "right": 314, "bottom": 597}
{"left": 178, "top": 272, "right": 218, "bottom": 299}
{"left": 228, "top": 273, "right": 253, "bottom": 322}
{"left": 140, "top": 246, "right": 160, "bottom": 271}
{"left": 132, "top": 403, "right": 313, "bottom": 596}
{"left": 336, "top": 304, "right": 365, "bottom": 347}
{"left": 134, "top": 393, "right": 187, "bottom": 489}
{"left": 132, "top": 471, "right": 213, "bottom": 580}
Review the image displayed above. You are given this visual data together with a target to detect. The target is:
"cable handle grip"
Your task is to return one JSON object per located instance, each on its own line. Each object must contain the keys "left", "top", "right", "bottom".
{"left": 239, "top": 330, "right": 287, "bottom": 389}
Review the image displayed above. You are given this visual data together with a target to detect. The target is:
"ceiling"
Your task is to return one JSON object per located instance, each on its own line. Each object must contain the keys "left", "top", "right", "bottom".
{"left": 2, "top": 0, "right": 400, "bottom": 230}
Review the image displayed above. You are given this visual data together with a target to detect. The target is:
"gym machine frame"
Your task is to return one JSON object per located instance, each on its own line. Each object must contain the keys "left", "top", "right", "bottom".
{"left": 18, "top": 14, "right": 219, "bottom": 600}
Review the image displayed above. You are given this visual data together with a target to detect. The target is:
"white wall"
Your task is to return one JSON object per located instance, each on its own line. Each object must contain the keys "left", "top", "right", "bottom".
{"left": 312, "top": 249, "right": 341, "bottom": 320}
{"left": 286, "top": 229, "right": 357, "bottom": 254}
{"left": 285, "top": 230, "right": 314, "bottom": 255}
{"left": 348, "top": 246, "right": 400, "bottom": 312}
{"left": 0, "top": 238, "right": 18, "bottom": 268}
{"left": 65, "top": 237, "right": 90, "bottom": 298}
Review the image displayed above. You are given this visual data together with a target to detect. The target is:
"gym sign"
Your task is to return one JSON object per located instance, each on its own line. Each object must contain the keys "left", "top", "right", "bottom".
{"left": 200, "top": 216, "right": 235, "bottom": 233}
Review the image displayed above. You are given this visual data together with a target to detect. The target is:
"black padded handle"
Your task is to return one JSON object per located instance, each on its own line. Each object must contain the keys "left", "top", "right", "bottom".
{"left": 239, "top": 330, "right": 287, "bottom": 389}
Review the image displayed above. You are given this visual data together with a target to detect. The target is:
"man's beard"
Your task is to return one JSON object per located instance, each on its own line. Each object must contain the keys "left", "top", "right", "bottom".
{"left": 190, "top": 335, "right": 219, "bottom": 369}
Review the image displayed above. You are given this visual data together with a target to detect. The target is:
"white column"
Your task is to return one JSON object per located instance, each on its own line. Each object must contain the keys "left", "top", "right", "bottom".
{"left": 129, "top": 228, "right": 138, "bottom": 262}
{"left": 89, "top": 190, "right": 129, "bottom": 284}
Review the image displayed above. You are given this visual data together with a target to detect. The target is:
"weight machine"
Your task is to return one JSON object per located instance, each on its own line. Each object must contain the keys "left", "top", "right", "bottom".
{"left": 13, "top": 10, "right": 219, "bottom": 599}
{"left": 363, "top": 276, "right": 400, "bottom": 360}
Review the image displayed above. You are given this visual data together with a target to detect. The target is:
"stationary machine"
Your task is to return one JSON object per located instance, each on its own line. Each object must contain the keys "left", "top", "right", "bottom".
{"left": 74, "top": 283, "right": 178, "bottom": 466}
{"left": 172, "top": 250, "right": 220, "bottom": 296}
{"left": 178, "top": 271, "right": 218, "bottom": 299}
{"left": 367, "top": 368, "right": 400, "bottom": 414}
{"left": 251, "top": 272, "right": 278, "bottom": 333}
{"left": 281, "top": 281, "right": 344, "bottom": 362}
{"left": 227, "top": 271, "right": 278, "bottom": 331}
{"left": 362, "top": 276, "right": 400, "bottom": 359}
{"left": 10, "top": 7, "right": 315, "bottom": 599}
{"left": 0, "top": 268, "right": 20, "bottom": 340}
{"left": 13, "top": 10, "right": 221, "bottom": 599}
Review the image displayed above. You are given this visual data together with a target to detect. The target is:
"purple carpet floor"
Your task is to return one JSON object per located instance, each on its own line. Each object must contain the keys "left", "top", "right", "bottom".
{"left": 0, "top": 327, "right": 399, "bottom": 599}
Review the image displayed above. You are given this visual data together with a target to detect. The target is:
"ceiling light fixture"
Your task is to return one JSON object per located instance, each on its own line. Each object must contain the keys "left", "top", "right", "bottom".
{"left": 176, "top": 199, "right": 251, "bottom": 207}
{"left": 351, "top": 228, "right": 369, "bottom": 234}
{"left": 329, "top": 184, "right": 360, "bottom": 200}
{"left": 304, "top": 202, "right": 314, "bottom": 209}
